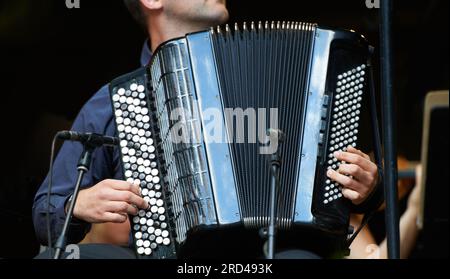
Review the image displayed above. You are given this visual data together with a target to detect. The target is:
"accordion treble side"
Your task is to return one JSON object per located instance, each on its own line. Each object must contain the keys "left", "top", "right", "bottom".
{"left": 109, "top": 22, "right": 372, "bottom": 258}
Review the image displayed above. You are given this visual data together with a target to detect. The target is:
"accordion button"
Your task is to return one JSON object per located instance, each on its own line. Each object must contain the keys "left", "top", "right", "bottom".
{"left": 144, "top": 248, "right": 152, "bottom": 256}
{"left": 135, "top": 106, "right": 142, "bottom": 114}
{"left": 118, "top": 88, "right": 126, "bottom": 96}
{"left": 135, "top": 232, "right": 143, "bottom": 239}
{"left": 163, "top": 238, "right": 171, "bottom": 246}
{"left": 155, "top": 229, "right": 162, "bottom": 236}
{"left": 150, "top": 198, "right": 157, "bottom": 206}
{"left": 141, "top": 188, "right": 149, "bottom": 196}
{"left": 156, "top": 199, "right": 164, "bottom": 207}
{"left": 151, "top": 206, "right": 158, "bottom": 213}
{"left": 120, "top": 140, "right": 128, "bottom": 148}
{"left": 158, "top": 207, "right": 165, "bottom": 215}
{"left": 161, "top": 230, "right": 169, "bottom": 238}
{"left": 137, "top": 247, "right": 145, "bottom": 255}
{"left": 130, "top": 83, "right": 138, "bottom": 91}
{"left": 156, "top": 237, "right": 163, "bottom": 245}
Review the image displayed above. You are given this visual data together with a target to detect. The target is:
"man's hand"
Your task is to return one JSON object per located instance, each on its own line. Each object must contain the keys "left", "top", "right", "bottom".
{"left": 327, "top": 146, "right": 378, "bottom": 205}
{"left": 72, "top": 180, "right": 149, "bottom": 224}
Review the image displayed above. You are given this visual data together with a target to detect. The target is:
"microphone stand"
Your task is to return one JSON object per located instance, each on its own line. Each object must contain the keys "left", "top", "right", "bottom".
{"left": 266, "top": 150, "right": 282, "bottom": 259}
{"left": 53, "top": 141, "right": 96, "bottom": 259}
{"left": 262, "top": 129, "right": 284, "bottom": 259}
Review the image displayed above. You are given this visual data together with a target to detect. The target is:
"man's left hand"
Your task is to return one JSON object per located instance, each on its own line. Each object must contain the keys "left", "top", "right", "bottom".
{"left": 327, "top": 146, "right": 379, "bottom": 205}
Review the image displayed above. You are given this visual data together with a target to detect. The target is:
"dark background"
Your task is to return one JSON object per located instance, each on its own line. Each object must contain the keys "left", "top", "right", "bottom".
{"left": 0, "top": 0, "right": 448, "bottom": 258}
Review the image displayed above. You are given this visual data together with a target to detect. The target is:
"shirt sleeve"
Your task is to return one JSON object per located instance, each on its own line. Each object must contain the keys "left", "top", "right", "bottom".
{"left": 32, "top": 85, "right": 123, "bottom": 246}
{"left": 349, "top": 172, "right": 385, "bottom": 214}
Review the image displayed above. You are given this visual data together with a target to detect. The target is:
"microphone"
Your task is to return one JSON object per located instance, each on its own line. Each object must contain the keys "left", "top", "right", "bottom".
{"left": 56, "top": 131, "right": 119, "bottom": 147}
{"left": 267, "top": 129, "right": 286, "bottom": 143}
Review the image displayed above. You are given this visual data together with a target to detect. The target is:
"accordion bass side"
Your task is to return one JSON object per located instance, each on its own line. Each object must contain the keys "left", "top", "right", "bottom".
{"left": 110, "top": 22, "right": 373, "bottom": 258}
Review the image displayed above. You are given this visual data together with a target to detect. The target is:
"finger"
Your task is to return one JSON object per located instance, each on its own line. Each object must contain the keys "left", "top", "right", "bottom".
{"left": 114, "top": 191, "right": 149, "bottom": 210}
{"left": 108, "top": 180, "right": 142, "bottom": 197}
{"left": 107, "top": 201, "right": 139, "bottom": 216}
{"left": 342, "top": 188, "right": 363, "bottom": 205}
{"left": 101, "top": 212, "right": 128, "bottom": 223}
{"left": 327, "top": 169, "right": 364, "bottom": 192}
{"left": 334, "top": 151, "right": 375, "bottom": 172}
{"left": 347, "top": 146, "right": 371, "bottom": 161}
{"left": 338, "top": 164, "right": 373, "bottom": 186}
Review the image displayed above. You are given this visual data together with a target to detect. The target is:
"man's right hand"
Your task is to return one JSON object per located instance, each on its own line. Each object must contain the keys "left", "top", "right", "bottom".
{"left": 72, "top": 180, "right": 149, "bottom": 224}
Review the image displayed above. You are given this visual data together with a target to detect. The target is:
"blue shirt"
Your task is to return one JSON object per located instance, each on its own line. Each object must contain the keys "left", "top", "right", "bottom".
{"left": 32, "top": 41, "right": 152, "bottom": 245}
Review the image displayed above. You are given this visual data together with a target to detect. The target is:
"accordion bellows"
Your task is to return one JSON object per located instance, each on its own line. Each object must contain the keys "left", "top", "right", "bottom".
{"left": 110, "top": 22, "right": 371, "bottom": 258}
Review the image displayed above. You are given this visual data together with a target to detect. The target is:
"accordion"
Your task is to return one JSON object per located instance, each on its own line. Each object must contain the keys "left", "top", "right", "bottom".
{"left": 110, "top": 22, "right": 372, "bottom": 258}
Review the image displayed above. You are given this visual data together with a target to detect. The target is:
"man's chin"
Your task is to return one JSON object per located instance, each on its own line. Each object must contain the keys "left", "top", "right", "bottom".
{"left": 212, "top": 9, "right": 230, "bottom": 26}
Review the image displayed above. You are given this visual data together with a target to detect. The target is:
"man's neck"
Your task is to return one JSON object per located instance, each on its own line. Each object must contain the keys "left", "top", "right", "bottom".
{"left": 148, "top": 17, "right": 209, "bottom": 52}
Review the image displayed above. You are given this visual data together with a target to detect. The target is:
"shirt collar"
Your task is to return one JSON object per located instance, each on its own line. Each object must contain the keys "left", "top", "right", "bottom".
{"left": 140, "top": 39, "right": 152, "bottom": 66}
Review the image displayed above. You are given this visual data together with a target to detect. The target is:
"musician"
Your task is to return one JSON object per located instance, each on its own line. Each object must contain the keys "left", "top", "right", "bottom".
{"left": 347, "top": 164, "right": 422, "bottom": 259}
{"left": 33, "top": 0, "right": 382, "bottom": 258}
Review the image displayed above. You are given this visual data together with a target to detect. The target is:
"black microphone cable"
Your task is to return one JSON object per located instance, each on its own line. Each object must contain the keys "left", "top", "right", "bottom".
{"left": 46, "top": 133, "right": 60, "bottom": 255}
